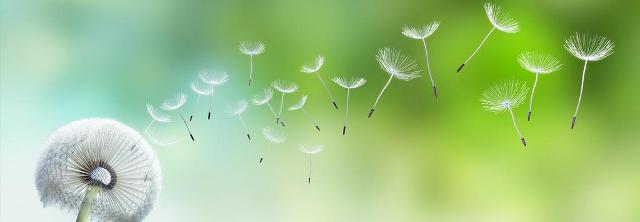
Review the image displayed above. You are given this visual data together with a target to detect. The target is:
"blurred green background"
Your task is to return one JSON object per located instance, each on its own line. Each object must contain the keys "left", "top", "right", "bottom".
{"left": 1, "top": 0, "right": 639, "bottom": 221}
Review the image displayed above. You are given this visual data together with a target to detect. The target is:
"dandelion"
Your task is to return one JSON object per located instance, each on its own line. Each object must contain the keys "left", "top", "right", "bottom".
{"left": 564, "top": 33, "right": 614, "bottom": 129}
{"left": 239, "top": 41, "right": 265, "bottom": 86}
{"left": 189, "top": 80, "right": 213, "bottom": 122}
{"left": 402, "top": 21, "right": 440, "bottom": 97}
{"left": 260, "top": 127, "right": 285, "bottom": 163}
{"left": 35, "top": 119, "right": 161, "bottom": 222}
{"left": 457, "top": 2, "right": 519, "bottom": 73}
{"left": 481, "top": 80, "right": 529, "bottom": 147}
{"left": 160, "top": 92, "right": 194, "bottom": 141}
{"left": 252, "top": 88, "right": 286, "bottom": 127}
{"left": 200, "top": 71, "right": 230, "bottom": 120}
{"left": 301, "top": 55, "right": 338, "bottom": 110}
{"left": 368, "top": 48, "right": 420, "bottom": 118}
{"left": 226, "top": 100, "right": 251, "bottom": 140}
{"left": 299, "top": 144, "right": 323, "bottom": 184}
{"left": 517, "top": 51, "right": 562, "bottom": 121}
{"left": 289, "top": 95, "right": 320, "bottom": 131}
{"left": 332, "top": 76, "right": 366, "bottom": 135}
{"left": 144, "top": 103, "right": 175, "bottom": 146}
{"left": 271, "top": 80, "right": 298, "bottom": 125}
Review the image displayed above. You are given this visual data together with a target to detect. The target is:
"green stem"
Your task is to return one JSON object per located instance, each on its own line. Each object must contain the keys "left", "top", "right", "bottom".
{"left": 76, "top": 185, "right": 99, "bottom": 222}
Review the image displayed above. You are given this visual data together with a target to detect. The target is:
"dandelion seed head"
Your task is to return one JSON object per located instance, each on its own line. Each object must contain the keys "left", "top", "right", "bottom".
{"left": 160, "top": 92, "right": 187, "bottom": 111}
{"left": 271, "top": 80, "right": 298, "bottom": 94}
{"left": 262, "top": 127, "right": 286, "bottom": 144}
{"left": 332, "top": 76, "right": 367, "bottom": 89}
{"left": 146, "top": 103, "right": 172, "bottom": 123}
{"left": 199, "top": 71, "right": 230, "bottom": 85}
{"left": 252, "top": 88, "right": 273, "bottom": 106}
{"left": 481, "top": 80, "right": 529, "bottom": 114}
{"left": 376, "top": 48, "right": 420, "bottom": 81}
{"left": 402, "top": 22, "right": 440, "bottom": 40}
{"left": 564, "top": 33, "right": 614, "bottom": 61}
{"left": 288, "top": 95, "right": 307, "bottom": 111}
{"left": 226, "top": 100, "right": 248, "bottom": 116}
{"left": 299, "top": 144, "right": 323, "bottom": 154}
{"left": 190, "top": 81, "right": 213, "bottom": 96}
{"left": 484, "top": 2, "right": 519, "bottom": 33}
{"left": 239, "top": 41, "right": 265, "bottom": 56}
{"left": 301, "top": 55, "right": 325, "bottom": 73}
{"left": 517, "top": 51, "right": 562, "bottom": 74}
{"left": 35, "top": 118, "right": 161, "bottom": 221}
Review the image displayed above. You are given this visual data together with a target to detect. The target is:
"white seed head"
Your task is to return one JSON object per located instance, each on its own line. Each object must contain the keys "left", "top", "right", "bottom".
{"left": 160, "top": 92, "right": 187, "bottom": 111}
{"left": 301, "top": 55, "right": 325, "bottom": 73}
{"left": 332, "top": 76, "right": 367, "bottom": 89}
{"left": 271, "top": 80, "right": 298, "bottom": 94}
{"left": 401, "top": 22, "right": 440, "bottom": 40}
{"left": 35, "top": 118, "right": 161, "bottom": 221}
{"left": 262, "top": 127, "right": 286, "bottom": 144}
{"left": 481, "top": 80, "right": 529, "bottom": 114}
{"left": 299, "top": 144, "right": 323, "bottom": 154}
{"left": 190, "top": 81, "right": 213, "bottom": 96}
{"left": 146, "top": 103, "right": 172, "bottom": 123}
{"left": 564, "top": 33, "right": 614, "bottom": 61}
{"left": 517, "top": 51, "right": 562, "bottom": 74}
{"left": 226, "top": 100, "right": 248, "bottom": 116}
{"left": 484, "top": 2, "right": 519, "bottom": 33}
{"left": 252, "top": 88, "right": 273, "bottom": 106}
{"left": 239, "top": 41, "right": 265, "bottom": 56}
{"left": 288, "top": 95, "right": 308, "bottom": 111}
{"left": 376, "top": 48, "right": 420, "bottom": 81}
{"left": 199, "top": 70, "right": 230, "bottom": 86}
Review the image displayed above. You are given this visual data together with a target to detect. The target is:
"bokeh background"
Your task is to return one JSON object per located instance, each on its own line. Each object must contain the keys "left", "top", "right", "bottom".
{"left": 2, "top": 0, "right": 639, "bottom": 221}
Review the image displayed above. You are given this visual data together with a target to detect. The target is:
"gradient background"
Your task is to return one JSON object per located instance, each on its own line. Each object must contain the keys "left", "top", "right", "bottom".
{"left": 1, "top": 0, "right": 639, "bottom": 221}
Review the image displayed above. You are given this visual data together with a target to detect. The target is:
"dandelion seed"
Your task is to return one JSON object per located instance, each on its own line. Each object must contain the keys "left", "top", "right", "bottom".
{"left": 35, "top": 119, "right": 161, "bottom": 222}
{"left": 564, "top": 33, "right": 614, "bottom": 129}
{"left": 252, "top": 88, "right": 286, "bottom": 127}
{"left": 271, "top": 80, "right": 298, "bottom": 125}
{"left": 299, "top": 144, "right": 323, "bottom": 184}
{"left": 200, "top": 71, "right": 229, "bottom": 120}
{"left": 368, "top": 48, "right": 420, "bottom": 118}
{"left": 402, "top": 21, "right": 440, "bottom": 97}
{"left": 457, "top": 2, "right": 519, "bottom": 73}
{"left": 189, "top": 80, "right": 213, "bottom": 122}
{"left": 332, "top": 76, "right": 366, "bottom": 135}
{"left": 481, "top": 80, "right": 529, "bottom": 147}
{"left": 144, "top": 103, "right": 175, "bottom": 146}
{"left": 517, "top": 51, "right": 562, "bottom": 121}
{"left": 259, "top": 127, "right": 285, "bottom": 163}
{"left": 226, "top": 100, "right": 251, "bottom": 140}
{"left": 160, "top": 92, "right": 194, "bottom": 141}
{"left": 289, "top": 95, "right": 320, "bottom": 132}
{"left": 301, "top": 55, "right": 339, "bottom": 110}
{"left": 239, "top": 41, "right": 265, "bottom": 86}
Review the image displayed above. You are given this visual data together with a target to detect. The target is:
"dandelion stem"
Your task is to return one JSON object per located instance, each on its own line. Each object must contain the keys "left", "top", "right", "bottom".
{"left": 308, "top": 154, "right": 312, "bottom": 184}
{"left": 190, "top": 95, "right": 200, "bottom": 122}
{"left": 572, "top": 60, "right": 588, "bottom": 129}
{"left": 369, "top": 74, "right": 394, "bottom": 118}
{"left": 179, "top": 112, "right": 194, "bottom": 141}
{"left": 238, "top": 114, "right": 250, "bottom": 140}
{"left": 315, "top": 71, "right": 338, "bottom": 110}
{"left": 421, "top": 39, "right": 437, "bottom": 98}
{"left": 343, "top": 88, "right": 350, "bottom": 135}
{"left": 458, "top": 27, "right": 495, "bottom": 73}
{"left": 75, "top": 185, "right": 99, "bottom": 222}
{"left": 302, "top": 108, "right": 320, "bottom": 131}
{"left": 528, "top": 73, "right": 539, "bottom": 121}
{"left": 248, "top": 55, "right": 253, "bottom": 86}
{"left": 507, "top": 105, "right": 526, "bottom": 147}
{"left": 208, "top": 89, "right": 214, "bottom": 120}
